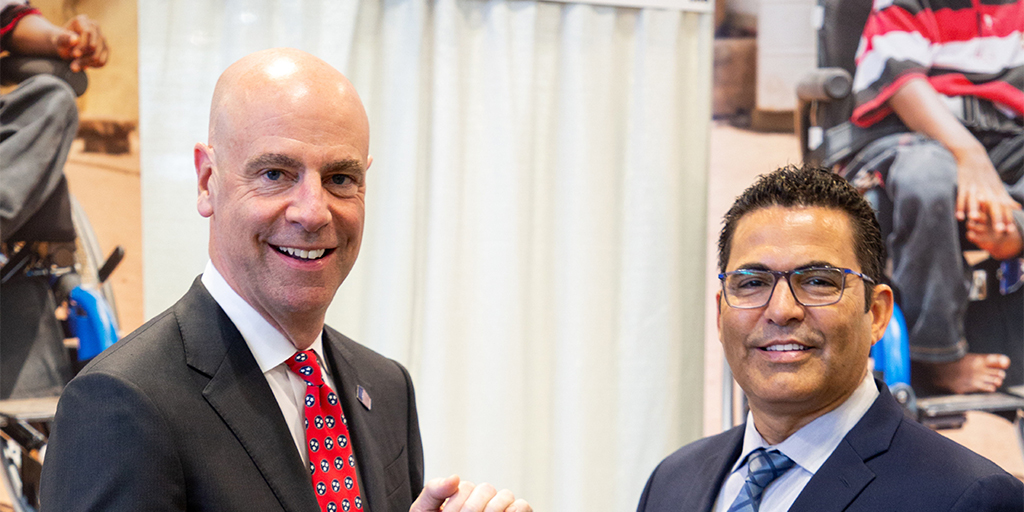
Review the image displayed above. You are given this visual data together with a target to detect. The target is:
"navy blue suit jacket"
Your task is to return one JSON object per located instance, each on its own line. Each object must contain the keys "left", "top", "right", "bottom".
{"left": 40, "top": 278, "right": 424, "bottom": 512}
{"left": 637, "top": 381, "right": 1024, "bottom": 511}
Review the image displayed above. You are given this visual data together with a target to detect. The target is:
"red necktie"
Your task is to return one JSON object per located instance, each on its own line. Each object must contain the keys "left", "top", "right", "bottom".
{"left": 286, "top": 350, "right": 363, "bottom": 512}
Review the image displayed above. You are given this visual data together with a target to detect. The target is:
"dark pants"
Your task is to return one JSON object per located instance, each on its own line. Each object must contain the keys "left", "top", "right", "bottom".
{"left": 0, "top": 74, "right": 79, "bottom": 243}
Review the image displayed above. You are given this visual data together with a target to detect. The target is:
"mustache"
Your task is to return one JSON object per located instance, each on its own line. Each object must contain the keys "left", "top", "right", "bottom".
{"left": 747, "top": 324, "right": 825, "bottom": 348}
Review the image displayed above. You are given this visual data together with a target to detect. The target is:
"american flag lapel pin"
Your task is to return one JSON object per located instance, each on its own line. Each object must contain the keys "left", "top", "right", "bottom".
{"left": 356, "top": 385, "right": 372, "bottom": 411}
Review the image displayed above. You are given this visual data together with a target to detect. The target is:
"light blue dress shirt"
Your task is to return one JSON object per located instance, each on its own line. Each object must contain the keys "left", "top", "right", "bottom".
{"left": 713, "top": 373, "right": 880, "bottom": 512}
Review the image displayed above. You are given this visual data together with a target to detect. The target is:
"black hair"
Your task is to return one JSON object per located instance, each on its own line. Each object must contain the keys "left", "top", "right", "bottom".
{"left": 717, "top": 164, "right": 885, "bottom": 308}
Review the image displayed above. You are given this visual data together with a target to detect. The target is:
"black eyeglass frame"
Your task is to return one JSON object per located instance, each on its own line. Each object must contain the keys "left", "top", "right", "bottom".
{"left": 717, "top": 267, "right": 877, "bottom": 309}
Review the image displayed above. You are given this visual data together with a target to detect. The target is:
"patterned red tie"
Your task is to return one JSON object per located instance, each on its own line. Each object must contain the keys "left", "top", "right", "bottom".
{"left": 286, "top": 350, "right": 363, "bottom": 512}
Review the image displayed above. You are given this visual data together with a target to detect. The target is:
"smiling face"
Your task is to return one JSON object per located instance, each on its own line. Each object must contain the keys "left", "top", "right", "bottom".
{"left": 195, "top": 50, "right": 371, "bottom": 346}
{"left": 718, "top": 206, "right": 891, "bottom": 438}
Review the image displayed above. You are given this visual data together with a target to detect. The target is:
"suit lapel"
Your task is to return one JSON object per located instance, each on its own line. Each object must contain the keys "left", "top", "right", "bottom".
{"left": 639, "top": 426, "right": 744, "bottom": 511}
{"left": 697, "top": 428, "right": 745, "bottom": 512}
{"left": 322, "top": 329, "right": 387, "bottom": 512}
{"left": 789, "top": 381, "right": 901, "bottom": 512}
{"left": 176, "top": 279, "right": 319, "bottom": 512}
{"left": 788, "top": 440, "right": 875, "bottom": 512}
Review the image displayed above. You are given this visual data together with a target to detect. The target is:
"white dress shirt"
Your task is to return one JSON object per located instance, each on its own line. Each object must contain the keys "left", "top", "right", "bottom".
{"left": 202, "top": 261, "right": 337, "bottom": 467}
{"left": 713, "top": 373, "right": 880, "bottom": 512}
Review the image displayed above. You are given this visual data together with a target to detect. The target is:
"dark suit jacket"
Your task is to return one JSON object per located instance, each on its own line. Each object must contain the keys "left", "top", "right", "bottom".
{"left": 637, "top": 381, "right": 1024, "bottom": 512}
{"left": 39, "top": 278, "right": 424, "bottom": 512}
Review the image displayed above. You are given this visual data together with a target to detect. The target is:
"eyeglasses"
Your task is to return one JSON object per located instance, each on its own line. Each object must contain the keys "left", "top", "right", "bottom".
{"left": 718, "top": 267, "right": 876, "bottom": 309}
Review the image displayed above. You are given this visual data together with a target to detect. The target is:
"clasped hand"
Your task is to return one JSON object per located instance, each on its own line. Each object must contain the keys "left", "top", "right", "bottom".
{"left": 955, "top": 151, "right": 1020, "bottom": 233}
{"left": 410, "top": 475, "right": 531, "bottom": 512}
{"left": 52, "top": 14, "right": 109, "bottom": 72}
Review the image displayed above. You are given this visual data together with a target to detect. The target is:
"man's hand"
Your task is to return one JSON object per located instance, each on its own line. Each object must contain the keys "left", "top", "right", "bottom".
{"left": 410, "top": 475, "right": 532, "bottom": 512}
{"left": 53, "top": 15, "right": 109, "bottom": 72}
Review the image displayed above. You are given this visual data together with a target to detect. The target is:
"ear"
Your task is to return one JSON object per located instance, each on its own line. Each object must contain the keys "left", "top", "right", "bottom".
{"left": 195, "top": 143, "right": 216, "bottom": 218}
{"left": 715, "top": 290, "right": 724, "bottom": 343}
{"left": 867, "top": 283, "right": 894, "bottom": 346}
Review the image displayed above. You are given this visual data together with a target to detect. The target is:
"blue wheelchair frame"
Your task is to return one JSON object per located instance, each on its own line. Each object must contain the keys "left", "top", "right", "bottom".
{"left": 872, "top": 303, "right": 910, "bottom": 388}
{"left": 66, "top": 285, "right": 119, "bottom": 361}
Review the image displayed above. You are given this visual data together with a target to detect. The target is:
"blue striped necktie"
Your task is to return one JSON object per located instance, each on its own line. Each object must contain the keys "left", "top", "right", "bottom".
{"left": 726, "top": 447, "right": 795, "bottom": 512}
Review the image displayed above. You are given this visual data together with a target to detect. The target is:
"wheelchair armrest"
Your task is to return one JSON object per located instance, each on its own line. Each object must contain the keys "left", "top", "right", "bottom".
{"left": 796, "top": 67, "right": 852, "bottom": 102}
{"left": 0, "top": 56, "right": 88, "bottom": 97}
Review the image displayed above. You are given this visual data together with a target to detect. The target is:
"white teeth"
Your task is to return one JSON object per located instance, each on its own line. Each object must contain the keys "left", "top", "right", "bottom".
{"left": 278, "top": 246, "right": 326, "bottom": 260}
{"left": 764, "top": 343, "right": 808, "bottom": 352}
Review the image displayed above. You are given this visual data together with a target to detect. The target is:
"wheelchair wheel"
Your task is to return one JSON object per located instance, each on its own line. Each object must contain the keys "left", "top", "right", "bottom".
{"left": 69, "top": 196, "right": 119, "bottom": 327}
{"left": 0, "top": 435, "right": 36, "bottom": 512}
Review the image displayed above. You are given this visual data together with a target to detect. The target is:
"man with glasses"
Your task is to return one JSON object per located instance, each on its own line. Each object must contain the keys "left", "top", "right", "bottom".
{"left": 636, "top": 165, "right": 1022, "bottom": 512}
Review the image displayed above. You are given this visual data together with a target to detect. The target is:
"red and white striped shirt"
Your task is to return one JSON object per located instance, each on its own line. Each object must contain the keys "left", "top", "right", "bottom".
{"left": 851, "top": 0, "right": 1024, "bottom": 127}
{"left": 0, "top": 1, "right": 39, "bottom": 50}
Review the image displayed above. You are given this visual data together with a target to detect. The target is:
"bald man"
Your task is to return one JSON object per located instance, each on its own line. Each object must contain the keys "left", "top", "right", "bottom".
{"left": 39, "top": 49, "right": 529, "bottom": 512}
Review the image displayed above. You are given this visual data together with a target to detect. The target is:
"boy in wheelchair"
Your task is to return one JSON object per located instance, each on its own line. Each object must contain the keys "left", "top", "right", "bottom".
{"left": 1, "top": 1, "right": 110, "bottom": 399}
{"left": 817, "top": 0, "right": 1023, "bottom": 396}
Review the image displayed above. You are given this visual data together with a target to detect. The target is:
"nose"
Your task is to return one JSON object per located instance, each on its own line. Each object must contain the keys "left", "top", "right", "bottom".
{"left": 763, "top": 275, "right": 804, "bottom": 325}
{"left": 285, "top": 173, "right": 331, "bottom": 233}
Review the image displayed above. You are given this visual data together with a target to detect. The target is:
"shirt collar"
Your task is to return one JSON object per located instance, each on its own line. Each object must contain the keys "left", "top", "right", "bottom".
{"left": 733, "top": 372, "right": 879, "bottom": 475}
{"left": 201, "top": 260, "right": 327, "bottom": 374}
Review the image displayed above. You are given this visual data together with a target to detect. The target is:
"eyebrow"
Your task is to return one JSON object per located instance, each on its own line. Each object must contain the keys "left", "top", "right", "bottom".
{"left": 321, "top": 159, "right": 364, "bottom": 176}
{"left": 245, "top": 153, "right": 304, "bottom": 174}
{"left": 734, "top": 260, "right": 838, "bottom": 272}
{"left": 244, "top": 153, "right": 364, "bottom": 177}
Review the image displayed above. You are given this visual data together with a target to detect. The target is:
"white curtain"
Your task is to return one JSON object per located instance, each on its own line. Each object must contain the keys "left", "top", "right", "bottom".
{"left": 139, "top": 1, "right": 712, "bottom": 510}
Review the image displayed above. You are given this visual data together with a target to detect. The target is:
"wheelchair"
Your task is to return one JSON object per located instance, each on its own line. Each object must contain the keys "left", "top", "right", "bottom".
{"left": 793, "top": 0, "right": 1024, "bottom": 434}
{"left": 0, "top": 56, "right": 123, "bottom": 512}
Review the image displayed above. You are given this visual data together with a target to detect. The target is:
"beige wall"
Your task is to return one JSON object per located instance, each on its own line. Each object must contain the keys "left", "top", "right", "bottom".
{"left": 33, "top": 0, "right": 138, "bottom": 122}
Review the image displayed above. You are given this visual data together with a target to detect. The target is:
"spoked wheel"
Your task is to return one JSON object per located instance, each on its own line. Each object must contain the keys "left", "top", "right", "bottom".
{"left": 69, "top": 196, "right": 118, "bottom": 327}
